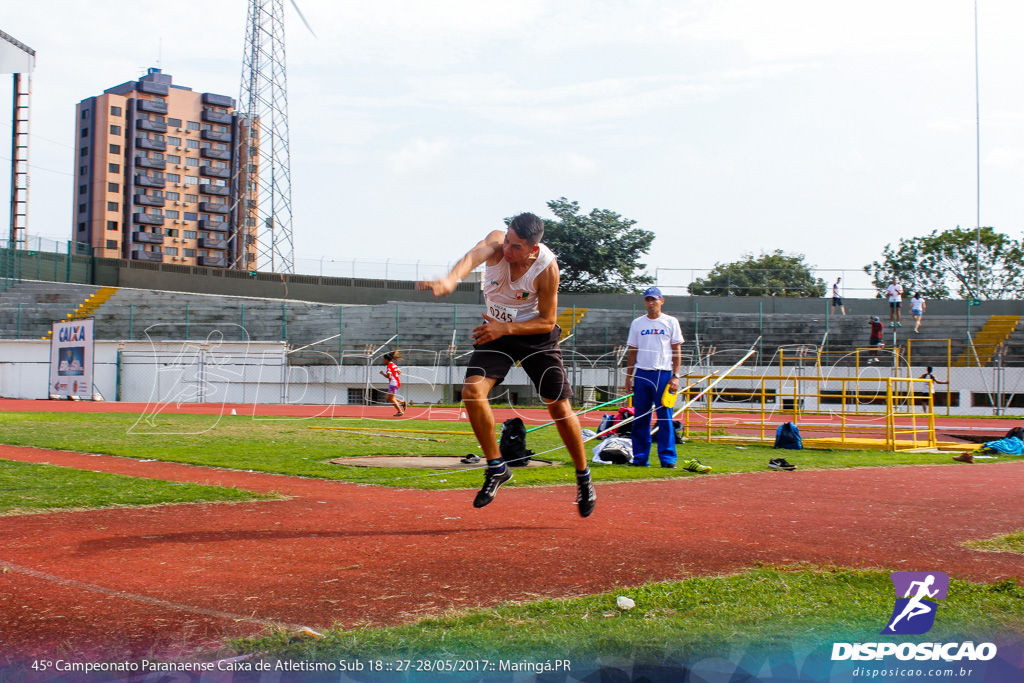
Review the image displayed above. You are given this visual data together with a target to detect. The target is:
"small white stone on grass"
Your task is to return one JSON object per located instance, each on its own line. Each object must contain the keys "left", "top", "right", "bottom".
{"left": 617, "top": 596, "right": 635, "bottom": 610}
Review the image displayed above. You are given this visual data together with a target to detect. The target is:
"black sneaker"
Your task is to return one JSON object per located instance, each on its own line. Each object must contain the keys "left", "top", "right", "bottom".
{"left": 473, "top": 466, "right": 513, "bottom": 508}
{"left": 575, "top": 477, "right": 597, "bottom": 518}
{"left": 768, "top": 457, "right": 797, "bottom": 471}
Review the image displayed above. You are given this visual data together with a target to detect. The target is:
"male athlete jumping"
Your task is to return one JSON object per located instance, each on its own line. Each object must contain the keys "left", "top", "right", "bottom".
{"left": 418, "top": 213, "right": 596, "bottom": 517}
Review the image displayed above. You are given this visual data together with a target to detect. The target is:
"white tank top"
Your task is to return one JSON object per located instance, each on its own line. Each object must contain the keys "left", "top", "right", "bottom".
{"left": 482, "top": 244, "right": 555, "bottom": 324}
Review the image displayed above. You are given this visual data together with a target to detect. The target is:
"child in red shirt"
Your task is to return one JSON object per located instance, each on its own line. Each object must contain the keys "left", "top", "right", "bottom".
{"left": 380, "top": 351, "right": 408, "bottom": 416}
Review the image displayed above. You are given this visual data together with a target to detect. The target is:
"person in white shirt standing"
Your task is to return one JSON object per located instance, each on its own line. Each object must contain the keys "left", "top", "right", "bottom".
{"left": 624, "top": 287, "right": 686, "bottom": 468}
{"left": 885, "top": 276, "right": 904, "bottom": 328}
{"left": 910, "top": 292, "right": 926, "bottom": 333}
{"left": 832, "top": 277, "right": 846, "bottom": 315}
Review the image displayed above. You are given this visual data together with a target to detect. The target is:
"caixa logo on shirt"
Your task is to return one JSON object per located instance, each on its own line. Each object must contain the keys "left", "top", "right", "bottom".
{"left": 640, "top": 329, "right": 667, "bottom": 336}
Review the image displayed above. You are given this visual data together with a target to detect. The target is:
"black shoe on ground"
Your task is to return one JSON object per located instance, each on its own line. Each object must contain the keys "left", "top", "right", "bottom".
{"left": 576, "top": 477, "right": 597, "bottom": 518}
{"left": 473, "top": 466, "right": 513, "bottom": 508}
{"left": 768, "top": 457, "right": 797, "bottom": 471}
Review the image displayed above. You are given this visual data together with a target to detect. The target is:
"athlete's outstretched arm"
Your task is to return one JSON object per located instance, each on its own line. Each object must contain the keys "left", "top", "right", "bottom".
{"left": 417, "top": 230, "right": 504, "bottom": 298}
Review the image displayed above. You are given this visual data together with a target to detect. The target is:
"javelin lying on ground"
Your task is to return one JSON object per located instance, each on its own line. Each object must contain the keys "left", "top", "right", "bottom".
{"left": 525, "top": 393, "right": 634, "bottom": 434}
{"left": 523, "top": 339, "right": 761, "bottom": 462}
{"left": 321, "top": 340, "right": 760, "bottom": 481}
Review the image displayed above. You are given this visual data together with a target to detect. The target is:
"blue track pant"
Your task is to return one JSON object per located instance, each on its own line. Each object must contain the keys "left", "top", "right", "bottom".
{"left": 631, "top": 368, "right": 677, "bottom": 467}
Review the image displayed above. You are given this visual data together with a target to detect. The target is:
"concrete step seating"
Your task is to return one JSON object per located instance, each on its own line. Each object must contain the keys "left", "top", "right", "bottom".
{"left": 40, "top": 286, "right": 119, "bottom": 340}
{"left": 954, "top": 315, "right": 1019, "bottom": 367}
{"left": 0, "top": 280, "right": 994, "bottom": 367}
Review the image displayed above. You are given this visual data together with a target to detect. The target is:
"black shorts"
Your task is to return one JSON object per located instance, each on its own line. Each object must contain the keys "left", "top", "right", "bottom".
{"left": 464, "top": 326, "right": 573, "bottom": 401}
{"left": 870, "top": 337, "right": 883, "bottom": 347}
{"left": 832, "top": 296, "right": 843, "bottom": 306}
{"left": 890, "top": 301, "right": 901, "bottom": 309}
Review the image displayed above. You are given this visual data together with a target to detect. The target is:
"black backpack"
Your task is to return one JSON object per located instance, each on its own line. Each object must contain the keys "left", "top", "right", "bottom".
{"left": 1005, "top": 426, "right": 1024, "bottom": 441}
{"left": 597, "top": 440, "right": 632, "bottom": 464}
{"left": 499, "top": 417, "right": 534, "bottom": 467}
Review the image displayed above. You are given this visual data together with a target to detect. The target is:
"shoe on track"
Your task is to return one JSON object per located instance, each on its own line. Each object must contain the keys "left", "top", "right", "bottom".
{"left": 952, "top": 453, "right": 974, "bottom": 464}
{"left": 576, "top": 477, "right": 597, "bottom": 518}
{"left": 768, "top": 457, "right": 797, "bottom": 471}
{"left": 473, "top": 466, "right": 513, "bottom": 508}
{"left": 681, "top": 458, "right": 712, "bottom": 473}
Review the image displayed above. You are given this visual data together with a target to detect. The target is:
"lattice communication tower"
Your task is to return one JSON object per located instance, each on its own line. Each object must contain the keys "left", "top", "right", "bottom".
{"left": 236, "top": 0, "right": 305, "bottom": 274}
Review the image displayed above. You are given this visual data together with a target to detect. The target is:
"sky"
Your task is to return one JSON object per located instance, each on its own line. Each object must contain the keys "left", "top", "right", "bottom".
{"left": 2, "top": 0, "right": 1023, "bottom": 295}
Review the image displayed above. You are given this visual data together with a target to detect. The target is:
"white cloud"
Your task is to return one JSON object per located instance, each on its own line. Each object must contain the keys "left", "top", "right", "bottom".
{"left": 542, "top": 152, "right": 598, "bottom": 175}
{"left": 387, "top": 138, "right": 456, "bottom": 174}
{"left": 985, "top": 148, "right": 1024, "bottom": 169}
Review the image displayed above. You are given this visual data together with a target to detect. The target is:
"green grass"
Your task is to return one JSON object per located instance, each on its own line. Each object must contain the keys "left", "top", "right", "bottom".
{"left": 0, "top": 412, "right": 986, "bottom": 491}
{"left": 231, "top": 567, "right": 1024, "bottom": 662}
{"left": 965, "top": 531, "right": 1024, "bottom": 555}
{"left": 0, "top": 459, "right": 274, "bottom": 514}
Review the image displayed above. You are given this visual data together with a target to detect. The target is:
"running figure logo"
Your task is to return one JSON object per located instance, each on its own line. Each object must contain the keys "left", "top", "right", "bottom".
{"left": 881, "top": 572, "right": 949, "bottom": 635}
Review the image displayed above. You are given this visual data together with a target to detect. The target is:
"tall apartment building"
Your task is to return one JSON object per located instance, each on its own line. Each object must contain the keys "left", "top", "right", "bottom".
{"left": 72, "top": 68, "right": 258, "bottom": 269}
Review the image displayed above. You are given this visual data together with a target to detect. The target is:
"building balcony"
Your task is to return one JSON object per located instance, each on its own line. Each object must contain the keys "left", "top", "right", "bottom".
{"left": 135, "top": 157, "right": 166, "bottom": 170}
{"left": 137, "top": 99, "right": 168, "bottom": 114}
{"left": 132, "top": 250, "right": 164, "bottom": 263}
{"left": 135, "top": 175, "right": 165, "bottom": 188}
{"left": 202, "top": 93, "right": 235, "bottom": 108}
{"left": 136, "top": 138, "right": 167, "bottom": 151}
{"left": 198, "top": 219, "right": 228, "bottom": 233}
{"left": 199, "top": 166, "right": 230, "bottom": 179}
{"left": 198, "top": 255, "right": 228, "bottom": 267}
{"left": 134, "top": 194, "right": 165, "bottom": 207}
{"left": 134, "top": 214, "right": 165, "bottom": 227}
{"left": 136, "top": 119, "right": 168, "bottom": 133}
{"left": 199, "top": 237, "right": 228, "bottom": 251}
{"left": 133, "top": 229, "right": 165, "bottom": 243}
{"left": 201, "top": 110, "right": 233, "bottom": 125}
{"left": 199, "top": 202, "right": 230, "bottom": 214}
{"left": 200, "top": 148, "right": 231, "bottom": 161}
{"left": 138, "top": 80, "right": 169, "bottom": 96}
{"left": 200, "top": 184, "right": 230, "bottom": 196}
{"left": 201, "top": 130, "right": 233, "bottom": 143}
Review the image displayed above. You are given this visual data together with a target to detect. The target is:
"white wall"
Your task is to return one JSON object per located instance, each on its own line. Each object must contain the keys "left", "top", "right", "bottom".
{"left": 1, "top": 339, "right": 1021, "bottom": 414}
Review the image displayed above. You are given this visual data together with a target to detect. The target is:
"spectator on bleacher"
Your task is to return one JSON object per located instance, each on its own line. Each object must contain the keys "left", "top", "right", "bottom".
{"left": 624, "top": 287, "right": 685, "bottom": 468}
{"left": 867, "top": 316, "right": 884, "bottom": 363}
{"left": 832, "top": 277, "right": 846, "bottom": 315}
{"left": 885, "top": 276, "right": 904, "bottom": 328}
{"left": 910, "top": 292, "right": 926, "bottom": 333}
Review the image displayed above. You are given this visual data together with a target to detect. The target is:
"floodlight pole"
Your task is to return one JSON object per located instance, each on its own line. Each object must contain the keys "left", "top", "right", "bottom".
{"left": 973, "top": 0, "right": 981, "bottom": 297}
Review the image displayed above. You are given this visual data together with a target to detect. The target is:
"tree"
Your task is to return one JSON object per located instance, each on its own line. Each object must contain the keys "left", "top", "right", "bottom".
{"left": 525, "top": 198, "right": 655, "bottom": 293}
{"left": 863, "top": 226, "right": 1024, "bottom": 300}
{"left": 687, "top": 251, "right": 826, "bottom": 297}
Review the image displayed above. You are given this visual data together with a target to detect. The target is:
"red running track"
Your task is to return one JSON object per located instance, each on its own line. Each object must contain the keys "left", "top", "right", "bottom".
{"left": 0, "top": 440, "right": 1023, "bottom": 662}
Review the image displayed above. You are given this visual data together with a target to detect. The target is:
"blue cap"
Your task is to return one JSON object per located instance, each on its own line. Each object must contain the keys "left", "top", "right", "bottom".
{"left": 643, "top": 286, "right": 663, "bottom": 299}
